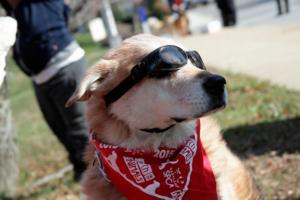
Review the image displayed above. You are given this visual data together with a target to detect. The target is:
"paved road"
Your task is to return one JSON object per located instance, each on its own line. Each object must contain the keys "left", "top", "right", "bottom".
{"left": 180, "top": 0, "right": 300, "bottom": 91}
{"left": 188, "top": 0, "right": 300, "bottom": 32}
{"left": 236, "top": 0, "right": 300, "bottom": 26}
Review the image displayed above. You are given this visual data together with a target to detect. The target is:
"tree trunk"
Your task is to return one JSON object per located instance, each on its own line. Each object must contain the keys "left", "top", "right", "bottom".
{"left": 0, "top": 79, "right": 17, "bottom": 197}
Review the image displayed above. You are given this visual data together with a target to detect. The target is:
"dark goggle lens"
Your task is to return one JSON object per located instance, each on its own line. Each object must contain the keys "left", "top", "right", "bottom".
{"left": 149, "top": 46, "right": 188, "bottom": 76}
{"left": 159, "top": 46, "right": 187, "bottom": 67}
{"left": 186, "top": 50, "right": 206, "bottom": 70}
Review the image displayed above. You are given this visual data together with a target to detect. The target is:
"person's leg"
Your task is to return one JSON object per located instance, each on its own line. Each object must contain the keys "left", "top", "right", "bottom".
{"left": 33, "top": 58, "right": 89, "bottom": 181}
{"left": 276, "top": 0, "right": 282, "bottom": 15}
{"left": 49, "top": 58, "right": 89, "bottom": 181}
{"left": 33, "top": 83, "right": 73, "bottom": 155}
{"left": 215, "top": 0, "right": 237, "bottom": 26}
{"left": 285, "top": 0, "right": 289, "bottom": 13}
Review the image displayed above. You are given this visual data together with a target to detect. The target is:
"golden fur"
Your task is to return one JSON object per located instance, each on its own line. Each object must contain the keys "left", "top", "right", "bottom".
{"left": 67, "top": 34, "right": 260, "bottom": 200}
{"left": 173, "top": 12, "right": 190, "bottom": 36}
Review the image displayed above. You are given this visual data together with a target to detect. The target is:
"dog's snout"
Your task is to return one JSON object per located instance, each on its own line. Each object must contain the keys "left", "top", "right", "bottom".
{"left": 203, "top": 75, "right": 226, "bottom": 96}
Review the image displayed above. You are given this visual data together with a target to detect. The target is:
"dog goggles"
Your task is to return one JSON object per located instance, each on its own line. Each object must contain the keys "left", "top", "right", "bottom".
{"left": 104, "top": 45, "right": 206, "bottom": 105}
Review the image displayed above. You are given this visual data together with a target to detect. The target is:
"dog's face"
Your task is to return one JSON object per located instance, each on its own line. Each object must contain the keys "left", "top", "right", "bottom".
{"left": 67, "top": 34, "right": 227, "bottom": 132}
{"left": 110, "top": 62, "right": 227, "bottom": 131}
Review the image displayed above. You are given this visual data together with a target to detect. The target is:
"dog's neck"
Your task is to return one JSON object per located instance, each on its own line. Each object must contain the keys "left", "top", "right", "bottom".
{"left": 91, "top": 117, "right": 196, "bottom": 150}
{"left": 86, "top": 97, "right": 197, "bottom": 149}
{"left": 119, "top": 120, "right": 196, "bottom": 149}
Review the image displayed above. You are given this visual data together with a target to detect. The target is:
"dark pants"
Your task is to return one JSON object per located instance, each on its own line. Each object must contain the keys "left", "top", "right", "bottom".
{"left": 33, "top": 58, "right": 88, "bottom": 181}
{"left": 276, "top": 0, "right": 289, "bottom": 15}
{"left": 216, "top": 0, "right": 237, "bottom": 26}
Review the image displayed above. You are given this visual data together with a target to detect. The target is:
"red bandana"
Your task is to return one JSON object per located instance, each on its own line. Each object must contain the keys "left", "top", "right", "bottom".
{"left": 91, "top": 119, "right": 217, "bottom": 200}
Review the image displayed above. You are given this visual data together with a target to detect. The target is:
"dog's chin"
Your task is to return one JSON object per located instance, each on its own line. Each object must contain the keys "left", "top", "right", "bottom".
{"left": 172, "top": 101, "right": 226, "bottom": 123}
{"left": 193, "top": 99, "right": 227, "bottom": 119}
{"left": 204, "top": 100, "right": 227, "bottom": 116}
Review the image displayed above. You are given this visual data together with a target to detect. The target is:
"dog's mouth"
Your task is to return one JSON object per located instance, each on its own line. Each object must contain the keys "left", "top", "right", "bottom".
{"left": 170, "top": 101, "right": 226, "bottom": 123}
{"left": 191, "top": 88, "right": 228, "bottom": 119}
{"left": 168, "top": 88, "right": 227, "bottom": 123}
{"left": 203, "top": 90, "right": 227, "bottom": 116}
{"left": 139, "top": 93, "right": 227, "bottom": 134}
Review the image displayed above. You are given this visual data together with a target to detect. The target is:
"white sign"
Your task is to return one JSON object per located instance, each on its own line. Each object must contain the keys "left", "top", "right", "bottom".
{"left": 0, "top": 17, "right": 17, "bottom": 87}
{"left": 88, "top": 17, "right": 107, "bottom": 42}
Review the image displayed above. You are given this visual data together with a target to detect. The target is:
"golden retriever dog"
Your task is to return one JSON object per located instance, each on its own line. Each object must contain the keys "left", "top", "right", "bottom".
{"left": 66, "top": 34, "right": 260, "bottom": 200}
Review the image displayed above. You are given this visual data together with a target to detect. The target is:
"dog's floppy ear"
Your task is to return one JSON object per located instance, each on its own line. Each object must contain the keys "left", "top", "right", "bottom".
{"left": 65, "top": 59, "right": 115, "bottom": 107}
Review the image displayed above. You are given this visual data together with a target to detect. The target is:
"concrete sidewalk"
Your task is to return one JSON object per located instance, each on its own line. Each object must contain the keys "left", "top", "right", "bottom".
{"left": 178, "top": 25, "right": 300, "bottom": 90}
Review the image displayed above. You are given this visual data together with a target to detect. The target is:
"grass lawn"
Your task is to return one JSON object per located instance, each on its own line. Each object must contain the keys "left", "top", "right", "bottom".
{"left": 214, "top": 71, "right": 300, "bottom": 199}
{"left": 4, "top": 33, "right": 300, "bottom": 199}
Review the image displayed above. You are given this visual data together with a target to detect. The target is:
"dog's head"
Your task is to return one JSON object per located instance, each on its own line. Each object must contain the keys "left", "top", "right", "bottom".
{"left": 67, "top": 34, "right": 227, "bottom": 142}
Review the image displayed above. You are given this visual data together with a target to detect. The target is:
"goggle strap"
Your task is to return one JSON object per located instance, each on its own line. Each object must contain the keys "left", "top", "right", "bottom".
{"left": 104, "top": 62, "right": 149, "bottom": 105}
{"left": 104, "top": 75, "right": 139, "bottom": 105}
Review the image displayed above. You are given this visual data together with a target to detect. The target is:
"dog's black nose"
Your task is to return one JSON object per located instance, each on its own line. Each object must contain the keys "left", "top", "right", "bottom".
{"left": 203, "top": 75, "right": 226, "bottom": 96}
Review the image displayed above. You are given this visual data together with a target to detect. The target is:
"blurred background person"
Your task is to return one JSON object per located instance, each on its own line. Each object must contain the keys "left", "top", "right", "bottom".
{"left": 215, "top": 0, "right": 237, "bottom": 26}
{"left": 168, "top": 0, "right": 190, "bottom": 12}
{"left": 166, "top": 0, "right": 191, "bottom": 35}
{"left": 135, "top": 0, "right": 151, "bottom": 33}
{"left": 0, "top": 0, "right": 89, "bottom": 181}
{"left": 276, "top": 0, "right": 290, "bottom": 15}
